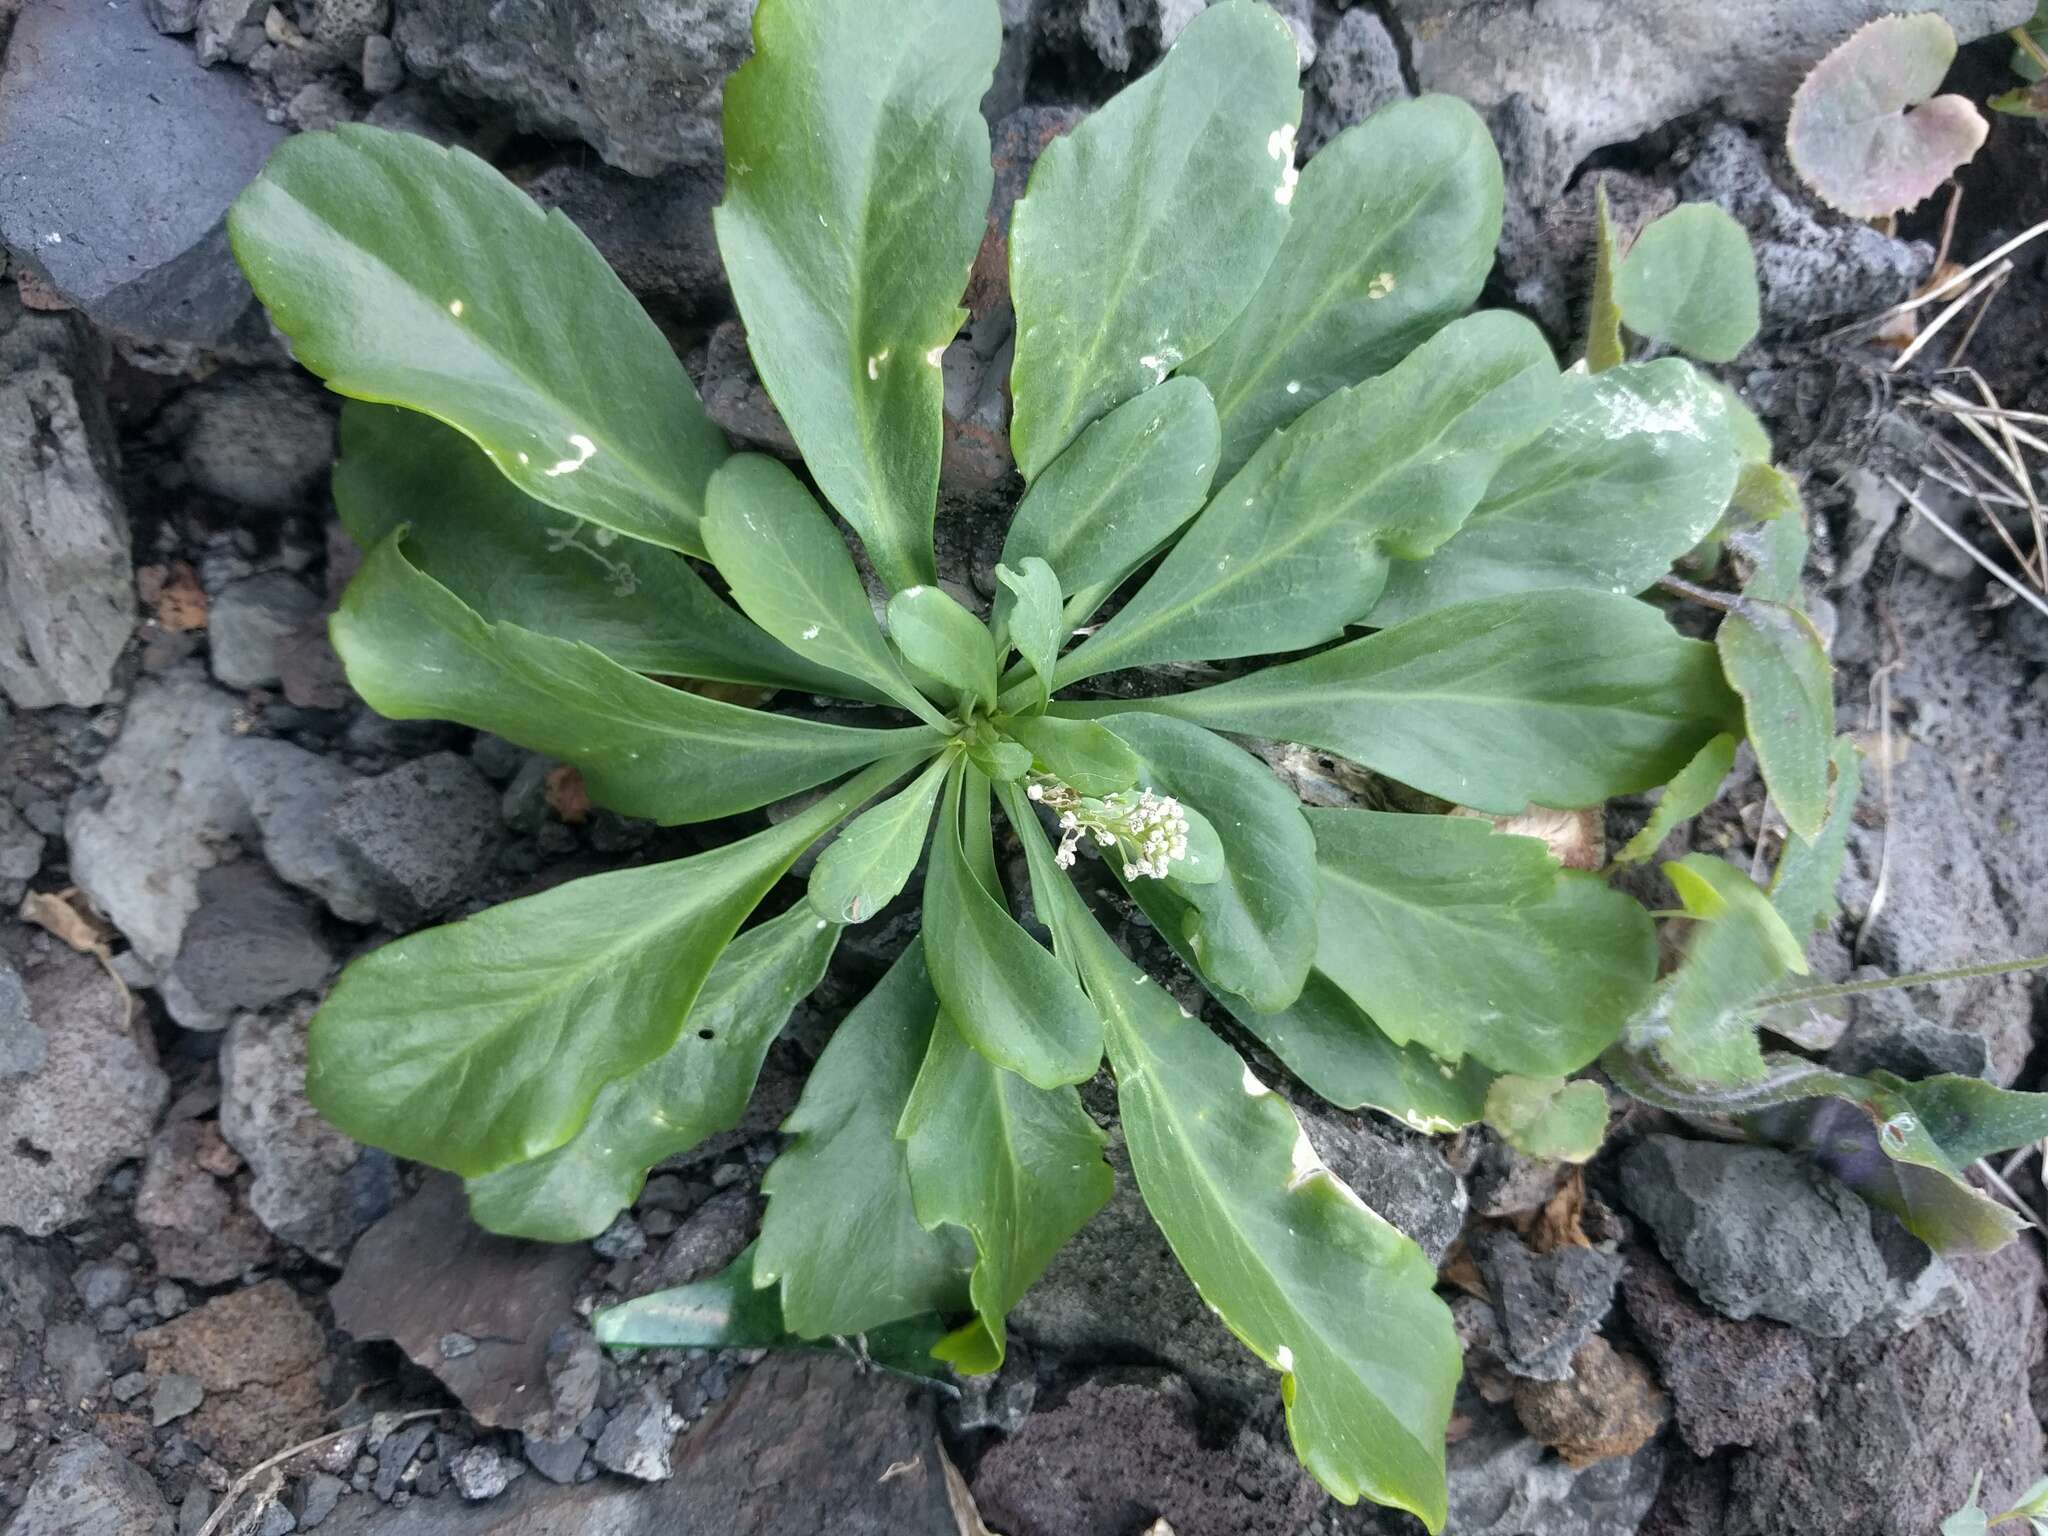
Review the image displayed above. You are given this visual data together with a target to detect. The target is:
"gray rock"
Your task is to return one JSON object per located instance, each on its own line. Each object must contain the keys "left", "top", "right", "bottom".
{"left": 944, "top": 1341, "right": 1038, "bottom": 1437}
{"left": 146, "top": 0, "right": 205, "bottom": 32}
{"left": 0, "top": 949, "right": 170, "bottom": 1236}
{"left": 520, "top": 1431, "right": 587, "bottom": 1485}
{"left": 979, "top": 1368, "right": 1324, "bottom": 1536}
{"left": 0, "top": 959, "right": 44, "bottom": 1079}
{"left": 298, "top": 1473, "right": 345, "bottom": 1529}
{"left": 1301, "top": 7, "right": 1409, "bottom": 155}
{"left": 0, "top": 309, "right": 133, "bottom": 711}
{"left": 221, "top": 1003, "right": 398, "bottom": 1264}
{"left": 630, "top": 1188, "right": 755, "bottom": 1297}
{"left": 152, "top": 1371, "right": 205, "bottom": 1426}
{"left": 1343, "top": 1387, "right": 1664, "bottom": 1536}
{"left": 447, "top": 1445, "right": 520, "bottom": 1502}
{"left": 51, "top": 1318, "right": 115, "bottom": 1403}
{"left": 591, "top": 1384, "right": 679, "bottom": 1482}
{"left": 1619, "top": 1136, "right": 1955, "bottom": 1338}
{"left": 360, "top": 34, "right": 405, "bottom": 94}
{"left": 1301, "top": 1103, "right": 1467, "bottom": 1266}
{"left": 196, "top": 0, "right": 267, "bottom": 66}
{"left": 373, "top": 1420, "right": 435, "bottom": 1502}
{"left": 523, "top": 162, "right": 724, "bottom": 321}
{"left": 0, "top": 0, "right": 283, "bottom": 345}
{"left": 209, "top": 573, "right": 325, "bottom": 691}
{"left": 1673, "top": 121, "right": 1929, "bottom": 337}
{"left": 0, "top": 798, "right": 48, "bottom": 909}
{"left": 1394, "top": 0, "right": 2032, "bottom": 203}
{"left": 164, "top": 863, "right": 332, "bottom": 1032}
{"left": 590, "top": 1213, "right": 646, "bottom": 1263}
{"left": 72, "top": 1260, "right": 135, "bottom": 1312}
{"left": 114, "top": 1370, "right": 151, "bottom": 1403}
{"left": 230, "top": 738, "right": 382, "bottom": 926}
{"left": 329, "top": 751, "right": 503, "bottom": 928}
{"left": 8, "top": 1435, "right": 174, "bottom": 1536}
{"left": 1473, "top": 1229, "right": 1624, "bottom": 1382}
{"left": 171, "top": 373, "right": 335, "bottom": 513}
{"left": 392, "top": 0, "right": 753, "bottom": 177}
{"left": 67, "top": 668, "right": 246, "bottom": 970}
{"left": 1826, "top": 980, "right": 1992, "bottom": 1082}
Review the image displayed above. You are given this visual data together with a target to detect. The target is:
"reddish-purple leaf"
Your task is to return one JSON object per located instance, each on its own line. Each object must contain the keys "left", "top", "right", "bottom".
{"left": 1787, "top": 14, "right": 1987, "bottom": 219}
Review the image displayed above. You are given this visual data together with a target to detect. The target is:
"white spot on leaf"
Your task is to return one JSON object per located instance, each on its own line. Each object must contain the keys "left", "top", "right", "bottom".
{"left": 447, "top": 299, "right": 465, "bottom": 317}
{"left": 801, "top": 624, "right": 821, "bottom": 640}
{"left": 1367, "top": 271, "right": 1397, "bottom": 299}
{"left": 1241, "top": 1064, "right": 1270, "bottom": 1097}
{"left": 1275, "top": 1345, "right": 1295, "bottom": 1372}
{"left": 543, "top": 434, "right": 597, "bottom": 478}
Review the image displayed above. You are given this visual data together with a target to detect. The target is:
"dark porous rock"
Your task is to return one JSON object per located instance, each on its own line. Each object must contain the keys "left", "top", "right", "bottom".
{"left": 66, "top": 667, "right": 247, "bottom": 971}
{"left": 169, "top": 372, "right": 336, "bottom": 513}
{"left": 1673, "top": 121, "right": 1929, "bottom": 337}
{"left": 230, "top": 738, "right": 382, "bottom": 926}
{"left": 331, "top": 1174, "right": 593, "bottom": 1439}
{"left": 446, "top": 1444, "right": 520, "bottom": 1502}
{"left": 523, "top": 162, "right": 725, "bottom": 321}
{"left": 392, "top": 0, "right": 752, "bottom": 177}
{"left": 163, "top": 863, "right": 332, "bottom": 1032}
{"left": 1720, "top": 1242, "right": 2045, "bottom": 1536}
{"left": 330, "top": 751, "right": 504, "bottom": 928}
{"left": 0, "top": 949, "right": 170, "bottom": 1237}
{"left": 0, "top": 0, "right": 283, "bottom": 345}
{"left": 1298, "top": 1103, "right": 1467, "bottom": 1266}
{"left": 374, "top": 1420, "right": 436, "bottom": 1502}
{"left": 1301, "top": 6, "right": 1409, "bottom": 156}
{"left": 0, "top": 307, "right": 133, "bottom": 710}
{"left": 136, "top": 1280, "right": 330, "bottom": 1467}
{"left": 135, "top": 1116, "right": 279, "bottom": 1284}
{"left": 0, "top": 799, "right": 47, "bottom": 909}
{"left": 974, "top": 1368, "right": 1324, "bottom": 1536}
{"left": 629, "top": 1188, "right": 754, "bottom": 1298}
{"left": 1621, "top": 1248, "right": 1818, "bottom": 1458}
{"left": 208, "top": 572, "right": 325, "bottom": 691}
{"left": 8, "top": 1435, "right": 174, "bottom": 1536}
{"left": 1471, "top": 1228, "right": 1623, "bottom": 1382}
{"left": 944, "top": 1339, "right": 1038, "bottom": 1437}
{"left": 222, "top": 1002, "right": 398, "bottom": 1264}
{"left": 1619, "top": 1135, "right": 1955, "bottom": 1338}
{"left": 1512, "top": 1337, "right": 1669, "bottom": 1470}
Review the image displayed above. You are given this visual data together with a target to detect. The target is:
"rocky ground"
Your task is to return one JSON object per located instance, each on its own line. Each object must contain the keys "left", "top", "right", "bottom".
{"left": 2, "top": 1, "right": 2047, "bottom": 1533}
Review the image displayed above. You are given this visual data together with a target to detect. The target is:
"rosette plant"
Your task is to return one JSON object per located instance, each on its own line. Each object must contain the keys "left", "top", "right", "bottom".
{"left": 225, "top": 0, "right": 2048, "bottom": 1523}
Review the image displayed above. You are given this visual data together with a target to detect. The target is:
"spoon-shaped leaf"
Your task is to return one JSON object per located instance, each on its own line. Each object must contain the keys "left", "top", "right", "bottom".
{"left": 228, "top": 124, "right": 727, "bottom": 554}
{"left": 1717, "top": 598, "right": 1835, "bottom": 840}
{"left": 716, "top": 0, "right": 999, "bottom": 591}
{"left": 1008, "top": 0, "right": 1301, "bottom": 479}
{"left": 1611, "top": 203, "right": 1760, "bottom": 364}
{"left": 887, "top": 584, "right": 998, "bottom": 715}
{"left": 807, "top": 753, "right": 951, "bottom": 924}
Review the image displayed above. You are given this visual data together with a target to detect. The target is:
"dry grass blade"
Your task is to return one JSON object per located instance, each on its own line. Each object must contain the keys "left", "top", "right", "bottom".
{"left": 1882, "top": 474, "right": 2048, "bottom": 617}
{"left": 1889, "top": 260, "right": 2011, "bottom": 372}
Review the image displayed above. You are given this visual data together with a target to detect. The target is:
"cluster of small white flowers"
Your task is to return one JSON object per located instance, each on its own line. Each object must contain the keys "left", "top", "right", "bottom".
{"left": 1026, "top": 776, "right": 1189, "bottom": 880}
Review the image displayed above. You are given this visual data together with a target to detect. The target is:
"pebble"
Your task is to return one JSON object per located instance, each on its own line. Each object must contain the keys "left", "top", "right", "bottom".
{"left": 448, "top": 1445, "right": 520, "bottom": 1501}
{"left": 152, "top": 1372, "right": 205, "bottom": 1426}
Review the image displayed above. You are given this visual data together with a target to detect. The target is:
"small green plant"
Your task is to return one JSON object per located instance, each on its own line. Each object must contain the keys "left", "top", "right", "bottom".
{"left": 1992, "top": 3, "right": 2048, "bottom": 117}
{"left": 227, "top": 0, "right": 2048, "bottom": 1523}
{"left": 1945, "top": 1471, "right": 2048, "bottom": 1535}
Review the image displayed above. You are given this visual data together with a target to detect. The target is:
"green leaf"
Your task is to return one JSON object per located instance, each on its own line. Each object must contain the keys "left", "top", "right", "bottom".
{"left": 923, "top": 769, "right": 1103, "bottom": 1088}
{"left": 1370, "top": 360, "right": 1739, "bottom": 626}
{"left": 964, "top": 730, "right": 1035, "bottom": 783}
{"left": 887, "top": 584, "right": 998, "bottom": 714}
{"left": 1585, "top": 180, "right": 1626, "bottom": 372}
{"left": 1105, "top": 712, "right": 1317, "bottom": 1012}
{"left": 1184, "top": 94, "right": 1504, "bottom": 479}
{"left": 1770, "top": 736, "right": 1862, "bottom": 940}
{"left": 1125, "top": 878, "right": 1490, "bottom": 1130}
{"left": 308, "top": 758, "right": 901, "bottom": 1179}
{"left": 332, "top": 404, "right": 857, "bottom": 697}
{"left": 1116, "top": 590, "right": 1739, "bottom": 812}
{"left": 994, "top": 558, "right": 1062, "bottom": 707}
{"left": 715, "top": 0, "right": 998, "bottom": 590}
{"left": 703, "top": 454, "right": 948, "bottom": 727}
{"left": 1307, "top": 809, "right": 1655, "bottom": 1076}
{"left": 1058, "top": 311, "right": 1560, "bottom": 684}
{"left": 1007, "top": 0, "right": 1302, "bottom": 480}
{"left": 1612, "top": 203, "right": 1761, "bottom": 363}
{"left": 999, "top": 377, "right": 1220, "bottom": 633}
{"left": 1072, "top": 914, "right": 1458, "bottom": 1526}
{"left": 1483, "top": 1075, "right": 1609, "bottom": 1163}
{"left": 228, "top": 125, "right": 726, "bottom": 556}
{"left": 1729, "top": 472, "right": 1810, "bottom": 605}
{"left": 898, "top": 1010, "right": 1113, "bottom": 1373}
{"left": 1001, "top": 714, "right": 1140, "bottom": 797}
{"left": 1716, "top": 382, "right": 1774, "bottom": 464}
{"left": 332, "top": 534, "right": 941, "bottom": 824}
{"left": 1630, "top": 853, "right": 1804, "bottom": 1086}
{"left": 594, "top": 1243, "right": 953, "bottom": 1381}
{"left": 464, "top": 906, "right": 838, "bottom": 1240}
{"left": 1884, "top": 1072, "right": 2048, "bottom": 1167}
{"left": 1616, "top": 732, "right": 1739, "bottom": 864}
{"left": 755, "top": 941, "right": 974, "bottom": 1336}
{"left": 1717, "top": 599, "right": 1836, "bottom": 840}
{"left": 807, "top": 753, "right": 951, "bottom": 924}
